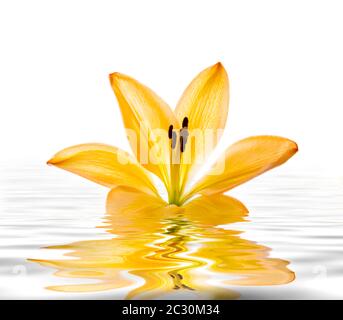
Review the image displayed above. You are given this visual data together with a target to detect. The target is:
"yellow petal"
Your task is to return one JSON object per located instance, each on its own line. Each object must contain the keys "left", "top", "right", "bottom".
{"left": 106, "top": 186, "right": 167, "bottom": 214}
{"left": 106, "top": 186, "right": 182, "bottom": 234}
{"left": 109, "top": 72, "right": 179, "bottom": 189}
{"left": 47, "top": 143, "right": 158, "bottom": 196}
{"left": 184, "top": 136, "right": 298, "bottom": 199}
{"left": 106, "top": 187, "right": 247, "bottom": 234}
{"left": 174, "top": 62, "right": 229, "bottom": 191}
{"left": 183, "top": 194, "right": 248, "bottom": 226}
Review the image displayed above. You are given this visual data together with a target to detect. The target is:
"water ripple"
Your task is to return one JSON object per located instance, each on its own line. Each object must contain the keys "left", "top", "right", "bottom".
{"left": 1, "top": 165, "right": 343, "bottom": 299}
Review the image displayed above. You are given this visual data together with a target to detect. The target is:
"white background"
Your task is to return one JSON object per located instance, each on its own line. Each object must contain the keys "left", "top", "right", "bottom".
{"left": 1, "top": 0, "right": 342, "bottom": 174}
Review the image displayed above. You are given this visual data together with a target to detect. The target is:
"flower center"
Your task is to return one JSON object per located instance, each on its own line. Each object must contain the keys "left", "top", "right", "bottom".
{"left": 168, "top": 117, "right": 189, "bottom": 153}
{"left": 167, "top": 117, "right": 189, "bottom": 205}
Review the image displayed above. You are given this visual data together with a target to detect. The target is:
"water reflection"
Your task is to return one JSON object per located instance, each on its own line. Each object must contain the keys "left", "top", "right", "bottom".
{"left": 30, "top": 187, "right": 295, "bottom": 299}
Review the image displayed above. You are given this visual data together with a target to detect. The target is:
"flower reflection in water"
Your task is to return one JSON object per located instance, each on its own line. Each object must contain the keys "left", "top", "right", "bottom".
{"left": 31, "top": 187, "right": 295, "bottom": 299}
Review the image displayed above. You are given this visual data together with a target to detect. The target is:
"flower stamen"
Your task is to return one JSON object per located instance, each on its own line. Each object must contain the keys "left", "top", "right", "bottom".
{"left": 168, "top": 125, "right": 173, "bottom": 139}
{"left": 182, "top": 117, "right": 189, "bottom": 128}
{"left": 180, "top": 117, "right": 189, "bottom": 153}
{"left": 168, "top": 125, "right": 177, "bottom": 149}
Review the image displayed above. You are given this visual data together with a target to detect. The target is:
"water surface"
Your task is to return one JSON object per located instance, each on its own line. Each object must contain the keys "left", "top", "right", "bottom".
{"left": 1, "top": 163, "right": 342, "bottom": 299}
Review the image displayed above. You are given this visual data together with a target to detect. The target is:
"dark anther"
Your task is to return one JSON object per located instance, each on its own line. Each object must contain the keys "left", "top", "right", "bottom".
{"left": 171, "top": 131, "right": 177, "bottom": 149}
{"left": 180, "top": 128, "right": 189, "bottom": 152}
{"left": 182, "top": 117, "right": 189, "bottom": 128}
{"left": 168, "top": 125, "right": 173, "bottom": 139}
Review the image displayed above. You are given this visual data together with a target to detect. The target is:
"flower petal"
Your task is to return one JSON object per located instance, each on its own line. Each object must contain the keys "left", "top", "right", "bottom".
{"left": 183, "top": 194, "right": 248, "bottom": 226}
{"left": 109, "top": 72, "right": 178, "bottom": 189}
{"left": 106, "top": 186, "right": 167, "bottom": 214}
{"left": 174, "top": 63, "right": 229, "bottom": 190}
{"left": 106, "top": 186, "right": 182, "bottom": 234}
{"left": 106, "top": 187, "right": 247, "bottom": 231}
{"left": 184, "top": 136, "right": 298, "bottom": 199}
{"left": 47, "top": 143, "right": 158, "bottom": 196}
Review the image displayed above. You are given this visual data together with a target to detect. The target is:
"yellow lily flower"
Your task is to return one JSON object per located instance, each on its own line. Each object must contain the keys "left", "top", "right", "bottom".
{"left": 48, "top": 63, "right": 298, "bottom": 207}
